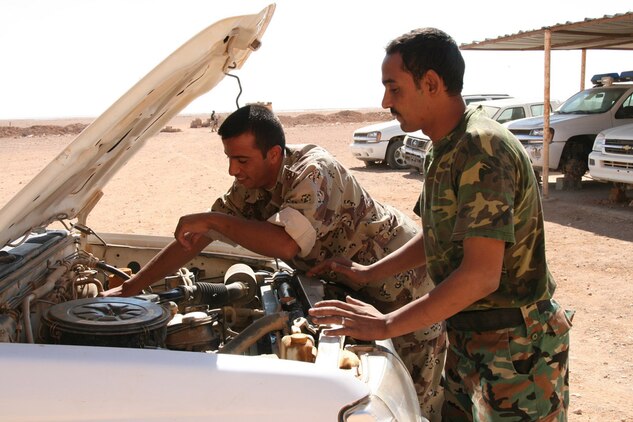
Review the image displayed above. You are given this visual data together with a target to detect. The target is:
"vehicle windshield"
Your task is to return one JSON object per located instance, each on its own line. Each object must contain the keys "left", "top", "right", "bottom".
{"left": 557, "top": 87, "right": 629, "bottom": 115}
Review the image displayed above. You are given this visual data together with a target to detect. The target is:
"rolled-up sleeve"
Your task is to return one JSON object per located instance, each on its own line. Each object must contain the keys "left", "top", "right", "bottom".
{"left": 267, "top": 207, "right": 317, "bottom": 257}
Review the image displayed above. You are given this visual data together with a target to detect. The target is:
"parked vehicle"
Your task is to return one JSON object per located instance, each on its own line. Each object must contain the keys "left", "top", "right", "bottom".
{"left": 350, "top": 94, "right": 511, "bottom": 169}
{"left": 472, "top": 98, "right": 560, "bottom": 124}
{"left": 462, "top": 93, "right": 512, "bottom": 105}
{"left": 349, "top": 119, "right": 411, "bottom": 169}
{"left": 588, "top": 122, "right": 633, "bottom": 186}
{"left": 506, "top": 71, "right": 633, "bottom": 185}
{"left": 402, "top": 97, "right": 545, "bottom": 173}
{"left": 0, "top": 6, "right": 424, "bottom": 421}
{"left": 402, "top": 132, "right": 432, "bottom": 173}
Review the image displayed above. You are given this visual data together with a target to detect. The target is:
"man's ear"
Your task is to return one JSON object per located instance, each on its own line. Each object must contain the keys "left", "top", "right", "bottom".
{"left": 267, "top": 145, "right": 283, "bottom": 162}
{"left": 423, "top": 70, "right": 443, "bottom": 95}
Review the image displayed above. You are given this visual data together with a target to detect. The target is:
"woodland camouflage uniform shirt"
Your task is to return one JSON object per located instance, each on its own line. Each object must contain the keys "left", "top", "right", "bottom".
{"left": 419, "top": 107, "right": 557, "bottom": 310}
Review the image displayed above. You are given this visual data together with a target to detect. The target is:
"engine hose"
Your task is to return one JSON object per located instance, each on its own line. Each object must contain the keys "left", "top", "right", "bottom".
{"left": 96, "top": 261, "right": 131, "bottom": 281}
{"left": 218, "top": 312, "right": 289, "bottom": 355}
{"left": 190, "top": 281, "right": 250, "bottom": 308}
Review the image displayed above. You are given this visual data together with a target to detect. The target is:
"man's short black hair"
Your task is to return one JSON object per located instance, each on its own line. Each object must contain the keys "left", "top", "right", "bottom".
{"left": 386, "top": 28, "right": 465, "bottom": 95}
{"left": 218, "top": 104, "right": 285, "bottom": 158}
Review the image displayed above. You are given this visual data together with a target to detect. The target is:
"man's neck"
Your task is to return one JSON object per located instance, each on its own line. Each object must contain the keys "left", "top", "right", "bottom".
{"left": 428, "top": 96, "right": 466, "bottom": 143}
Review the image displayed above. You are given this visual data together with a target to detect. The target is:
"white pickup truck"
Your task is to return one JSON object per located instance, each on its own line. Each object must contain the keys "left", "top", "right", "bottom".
{"left": 506, "top": 72, "right": 633, "bottom": 186}
{"left": 589, "top": 122, "right": 633, "bottom": 187}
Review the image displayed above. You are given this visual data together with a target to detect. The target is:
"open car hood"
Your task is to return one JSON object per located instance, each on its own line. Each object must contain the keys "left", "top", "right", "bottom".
{"left": 0, "top": 5, "right": 275, "bottom": 248}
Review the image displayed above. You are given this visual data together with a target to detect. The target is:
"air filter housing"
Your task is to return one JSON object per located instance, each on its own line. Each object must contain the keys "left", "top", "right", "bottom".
{"left": 43, "top": 297, "right": 170, "bottom": 348}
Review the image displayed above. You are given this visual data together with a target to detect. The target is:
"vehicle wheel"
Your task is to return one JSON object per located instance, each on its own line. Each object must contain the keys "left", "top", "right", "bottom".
{"left": 561, "top": 158, "right": 587, "bottom": 189}
{"left": 386, "top": 139, "right": 407, "bottom": 169}
{"left": 560, "top": 139, "right": 591, "bottom": 188}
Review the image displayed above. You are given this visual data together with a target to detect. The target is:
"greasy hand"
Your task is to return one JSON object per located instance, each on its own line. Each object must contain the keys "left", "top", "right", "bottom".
{"left": 307, "top": 257, "right": 371, "bottom": 291}
{"left": 174, "top": 213, "right": 212, "bottom": 250}
{"left": 308, "top": 296, "right": 389, "bottom": 340}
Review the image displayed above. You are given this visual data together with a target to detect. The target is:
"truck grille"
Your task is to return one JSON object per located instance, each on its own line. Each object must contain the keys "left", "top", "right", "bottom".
{"left": 405, "top": 136, "right": 431, "bottom": 150}
{"left": 604, "top": 138, "right": 633, "bottom": 156}
{"left": 509, "top": 129, "right": 532, "bottom": 136}
{"left": 604, "top": 160, "right": 633, "bottom": 169}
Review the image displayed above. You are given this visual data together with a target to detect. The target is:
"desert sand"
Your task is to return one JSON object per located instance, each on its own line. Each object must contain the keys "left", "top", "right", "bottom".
{"left": 1, "top": 111, "right": 632, "bottom": 421}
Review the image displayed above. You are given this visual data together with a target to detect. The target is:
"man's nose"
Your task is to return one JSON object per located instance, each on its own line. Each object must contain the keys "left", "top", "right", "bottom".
{"left": 381, "top": 90, "right": 391, "bottom": 109}
{"left": 228, "top": 160, "right": 239, "bottom": 176}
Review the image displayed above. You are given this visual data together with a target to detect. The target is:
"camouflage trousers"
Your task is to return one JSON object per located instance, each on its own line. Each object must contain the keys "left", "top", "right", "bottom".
{"left": 443, "top": 300, "right": 574, "bottom": 421}
{"left": 392, "top": 323, "right": 447, "bottom": 422}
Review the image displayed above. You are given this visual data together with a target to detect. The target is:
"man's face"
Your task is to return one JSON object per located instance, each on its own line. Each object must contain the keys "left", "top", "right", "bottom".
{"left": 381, "top": 53, "right": 427, "bottom": 133}
{"left": 222, "top": 132, "right": 279, "bottom": 190}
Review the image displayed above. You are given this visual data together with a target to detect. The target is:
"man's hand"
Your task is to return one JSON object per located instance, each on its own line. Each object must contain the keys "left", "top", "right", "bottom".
{"left": 99, "top": 285, "right": 123, "bottom": 297}
{"left": 307, "top": 257, "right": 372, "bottom": 291}
{"left": 308, "top": 296, "right": 389, "bottom": 340}
{"left": 99, "top": 277, "right": 144, "bottom": 298}
{"left": 174, "top": 213, "right": 213, "bottom": 250}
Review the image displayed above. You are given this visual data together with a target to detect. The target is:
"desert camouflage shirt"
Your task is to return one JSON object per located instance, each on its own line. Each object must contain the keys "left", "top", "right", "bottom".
{"left": 211, "top": 144, "right": 431, "bottom": 308}
{"left": 418, "top": 107, "right": 556, "bottom": 310}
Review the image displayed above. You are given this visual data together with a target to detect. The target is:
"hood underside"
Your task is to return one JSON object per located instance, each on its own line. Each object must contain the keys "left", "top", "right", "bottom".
{"left": 0, "top": 5, "right": 275, "bottom": 248}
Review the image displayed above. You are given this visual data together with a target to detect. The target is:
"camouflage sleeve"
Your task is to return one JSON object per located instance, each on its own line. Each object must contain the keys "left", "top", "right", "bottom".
{"left": 209, "top": 183, "right": 248, "bottom": 217}
{"left": 451, "top": 128, "right": 517, "bottom": 244}
{"left": 279, "top": 157, "right": 340, "bottom": 242}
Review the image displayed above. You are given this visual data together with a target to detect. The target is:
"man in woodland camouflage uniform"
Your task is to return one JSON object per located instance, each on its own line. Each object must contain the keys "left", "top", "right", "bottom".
{"left": 309, "top": 28, "right": 574, "bottom": 421}
{"left": 103, "top": 104, "right": 445, "bottom": 421}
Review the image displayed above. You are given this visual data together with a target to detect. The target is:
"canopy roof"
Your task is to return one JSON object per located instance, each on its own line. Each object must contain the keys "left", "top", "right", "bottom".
{"left": 460, "top": 12, "right": 633, "bottom": 51}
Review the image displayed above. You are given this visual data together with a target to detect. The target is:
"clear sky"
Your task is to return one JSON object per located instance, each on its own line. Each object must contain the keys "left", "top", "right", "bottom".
{"left": 2, "top": 0, "right": 632, "bottom": 119}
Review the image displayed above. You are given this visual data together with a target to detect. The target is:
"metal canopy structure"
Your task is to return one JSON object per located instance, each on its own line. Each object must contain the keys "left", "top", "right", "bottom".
{"left": 460, "top": 12, "right": 633, "bottom": 197}
{"left": 460, "top": 12, "right": 633, "bottom": 51}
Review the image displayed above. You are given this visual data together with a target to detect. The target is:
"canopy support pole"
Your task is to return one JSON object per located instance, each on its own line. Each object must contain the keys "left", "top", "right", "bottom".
{"left": 543, "top": 29, "right": 552, "bottom": 198}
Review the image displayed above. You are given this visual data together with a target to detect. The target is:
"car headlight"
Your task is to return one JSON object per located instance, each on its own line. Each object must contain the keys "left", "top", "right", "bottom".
{"left": 530, "top": 128, "right": 545, "bottom": 137}
{"left": 592, "top": 132, "right": 606, "bottom": 151}
{"left": 340, "top": 342, "right": 425, "bottom": 421}
{"left": 366, "top": 131, "right": 381, "bottom": 142}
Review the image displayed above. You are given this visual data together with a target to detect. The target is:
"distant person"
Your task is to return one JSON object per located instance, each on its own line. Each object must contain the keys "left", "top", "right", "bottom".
{"left": 308, "top": 28, "right": 574, "bottom": 420}
{"left": 210, "top": 110, "right": 219, "bottom": 132}
{"left": 102, "top": 104, "right": 446, "bottom": 420}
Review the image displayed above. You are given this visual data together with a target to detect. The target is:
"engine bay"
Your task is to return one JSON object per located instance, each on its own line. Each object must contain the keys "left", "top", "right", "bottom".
{"left": 0, "top": 229, "right": 364, "bottom": 368}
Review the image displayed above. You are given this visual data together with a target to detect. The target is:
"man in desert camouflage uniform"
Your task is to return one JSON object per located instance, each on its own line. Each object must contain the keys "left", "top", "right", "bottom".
{"left": 103, "top": 104, "right": 445, "bottom": 421}
{"left": 309, "top": 28, "right": 573, "bottom": 421}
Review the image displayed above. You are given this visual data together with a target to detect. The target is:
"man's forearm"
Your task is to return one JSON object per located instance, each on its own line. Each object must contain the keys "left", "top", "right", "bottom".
{"left": 122, "top": 237, "right": 210, "bottom": 295}
{"left": 384, "top": 236, "right": 505, "bottom": 338}
{"left": 206, "top": 213, "right": 300, "bottom": 260}
{"left": 368, "top": 231, "right": 427, "bottom": 280}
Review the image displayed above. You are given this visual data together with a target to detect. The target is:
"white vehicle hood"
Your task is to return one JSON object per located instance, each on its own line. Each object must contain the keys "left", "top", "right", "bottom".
{"left": 354, "top": 119, "right": 403, "bottom": 133}
{"left": 0, "top": 5, "right": 275, "bottom": 248}
{"left": 506, "top": 113, "right": 593, "bottom": 129}
{"left": 354, "top": 119, "right": 425, "bottom": 138}
{"left": 0, "top": 343, "right": 368, "bottom": 422}
{"left": 600, "top": 122, "right": 633, "bottom": 138}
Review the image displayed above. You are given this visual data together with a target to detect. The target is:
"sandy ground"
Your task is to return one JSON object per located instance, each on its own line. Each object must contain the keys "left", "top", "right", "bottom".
{"left": 1, "top": 113, "right": 632, "bottom": 421}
